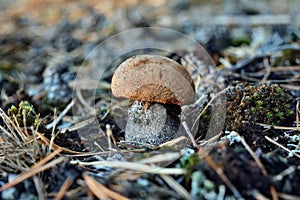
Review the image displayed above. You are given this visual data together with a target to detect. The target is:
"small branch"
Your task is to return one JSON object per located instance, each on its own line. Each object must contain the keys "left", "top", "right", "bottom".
{"left": 248, "top": 122, "right": 300, "bottom": 131}
{"left": 259, "top": 57, "right": 271, "bottom": 84}
{"left": 198, "top": 147, "right": 244, "bottom": 199}
{"left": 209, "top": 14, "right": 291, "bottom": 26}
{"left": 55, "top": 177, "right": 74, "bottom": 200}
{"left": 182, "top": 121, "right": 197, "bottom": 146}
{"left": 83, "top": 173, "right": 129, "bottom": 200}
{"left": 240, "top": 136, "right": 267, "bottom": 176}
{"left": 72, "top": 161, "right": 186, "bottom": 175}
{"left": 265, "top": 136, "right": 300, "bottom": 159}
{"left": 161, "top": 174, "right": 190, "bottom": 200}
{"left": 46, "top": 100, "right": 75, "bottom": 129}
{"left": 0, "top": 155, "right": 65, "bottom": 192}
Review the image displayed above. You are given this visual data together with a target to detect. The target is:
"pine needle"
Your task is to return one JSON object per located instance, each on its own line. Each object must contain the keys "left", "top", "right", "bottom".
{"left": 83, "top": 173, "right": 129, "bottom": 200}
{"left": 72, "top": 161, "right": 186, "bottom": 175}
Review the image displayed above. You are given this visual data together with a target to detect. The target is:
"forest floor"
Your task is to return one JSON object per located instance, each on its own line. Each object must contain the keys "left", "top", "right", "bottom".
{"left": 0, "top": 0, "right": 299, "bottom": 199}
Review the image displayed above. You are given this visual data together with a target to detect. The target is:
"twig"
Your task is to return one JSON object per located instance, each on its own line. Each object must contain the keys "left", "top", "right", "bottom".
{"left": 199, "top": 132, "right": 223, "bottom": 145}
{"left": 138, "top": 152, "right": 181, "bottom": 164}
{"left": 296, "top": 100, "right": 299, "bottom": 131}
{"left": 249, "top": 122, "right": 300, "bottom": 131}
{"left": 72, "top": 161, "right": 186, "bottom": 175}
{"left": 46, "top": 100, "right": 75, "bottom": 129}
{"left": 106, "top": 124, "right": 116, "bottom": 146}
{"left": 273, "top": 166, "right": 296, "bottom": 181}
{"left": 230, "top": 54, "right": 266, "bottom": 71}
{"left": 277, "top": 193, "right": 300, "bottom": 200}
{"left": 191, "top": 88, "right": 226, "bottom": 131}
{"left": 33, "top": 130, "right": 82, "bottom": 154}
{"left": 76, "top": 88, "right": 97, "bottom": 115}
{"left": 161, "top": 174, "right": 190, "bottom": 200}
{"left": 226, "top": 71, "right": 261, "bottom": 82}
{"left": 159, "top": 136, "right": 187, "bottom": 148}
{"left": 31, "top": 149, "right": 62, "bottom": 169}
{"left": 67, "top": 117, "right": 96, "bottom": 131}
{"left": 209, "top": 14, "right": 291, "bottom": 26}
{"left": 250, "top": 189, "right": 270, "bottom": 200}
{"left": 0, "top": 156, "right": 65, "bottom": 192}
{"left": 240, "top": 136, "right": 279, "bottom": 200}
{"left": 182, "top": 121, "right": 197, "bottom": 146}
{"left": 55, "top": 177, "right": 74, "bottom": 200}
{"left": 293, "top": 100, "right": 300, "bottom": 153}
{"left": 265, "top": 136, "right": 300, "bottom": 159}
{"left": 83, "top": 173, "right": 129, "bottom": 200}
{"left": 49, "top": 108, "right": 57, "bottom": 154}
{"left": 33, "top": 176, "right": 45, "bottom": 200}
{"left": 197, "top": 147, "right": 244, "bottom": 199}
{"left": 260, "top": 57, "right": 271, "bottom": 84}
{"left": 280, "top": 84, "right": 300, "bottom": 91}
{"left": 260, "top": 65, "right": 300, "bottom": 72}
{"left": 240, "top": 136, "right": 267, "bottom": 175}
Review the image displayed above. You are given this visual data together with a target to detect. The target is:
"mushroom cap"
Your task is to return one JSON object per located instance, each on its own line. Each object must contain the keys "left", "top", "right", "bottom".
{"left": 111, "top": 54, "right": 195, "bottom": 105}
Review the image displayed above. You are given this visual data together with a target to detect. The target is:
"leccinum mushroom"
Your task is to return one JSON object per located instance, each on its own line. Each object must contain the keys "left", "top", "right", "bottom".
{"left": 111, "top": 54, "right": 195, "bottom": 145}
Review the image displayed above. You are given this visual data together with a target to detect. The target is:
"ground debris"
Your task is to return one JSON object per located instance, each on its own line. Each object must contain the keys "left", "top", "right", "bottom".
{"left": 0, "top": 1, "right": 300, "bottom": 199}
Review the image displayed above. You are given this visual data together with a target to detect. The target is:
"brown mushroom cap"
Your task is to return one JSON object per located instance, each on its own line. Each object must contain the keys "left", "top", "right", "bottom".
{"left": 111, "top": 54, "right": 195, "bottom": 105}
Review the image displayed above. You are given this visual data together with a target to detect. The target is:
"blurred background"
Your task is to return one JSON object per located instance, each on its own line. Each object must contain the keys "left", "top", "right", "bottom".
{"left": 1, "top": 0, "right": 299, "bottom": 36}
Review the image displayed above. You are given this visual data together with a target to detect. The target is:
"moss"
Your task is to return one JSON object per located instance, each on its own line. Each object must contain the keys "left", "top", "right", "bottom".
{"left": 281, "top": 49, "right": 300, "bottom": 65}
{"left": 231, "top": 37, "right": 251, "bottom": 47}
{"left": 179, "top": 150, "right": 202, "bottom": 184}
{"left": 225, "top": 82, "right": 295, "bottom": 130}
{"left": 196, "top": 108, "right": 211, "bottom": 139}
{"left": 8, "top": 101, "right": 46, "bottom": 130}
{"left": 256, "top": 100, "right": 263, "bottom": 108}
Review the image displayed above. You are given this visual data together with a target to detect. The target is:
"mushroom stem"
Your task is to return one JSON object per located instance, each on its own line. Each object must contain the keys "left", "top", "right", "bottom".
{"left": 125, "top": 100, "right": 181, "bottom": 145}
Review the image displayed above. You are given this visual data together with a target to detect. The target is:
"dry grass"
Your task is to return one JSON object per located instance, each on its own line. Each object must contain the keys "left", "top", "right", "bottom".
{"left": 0, "top": 108, "right": 48, "bottom": 173}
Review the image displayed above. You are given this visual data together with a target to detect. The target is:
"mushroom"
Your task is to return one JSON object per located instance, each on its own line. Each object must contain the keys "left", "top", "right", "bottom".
{"left": 111, "top": 54, "right": 195, "bottom": 145}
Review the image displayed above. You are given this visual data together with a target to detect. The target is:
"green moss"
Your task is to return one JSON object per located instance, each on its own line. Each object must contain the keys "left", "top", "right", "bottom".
{"left": 19, "top": 101, "right": 33, "bottom": 116}
{"left": 231, "top": 37, "right": 251, "bottom": 47}
{"left": 282, "top": 49, "right": 300, "bottom": 65}
{"left": 9, "top": 105, "right": 17, "bottom": 114}
{"left": 8, "top": 101, "right": 46, "bottom": 130}
{"left": 256, "top": 100, "right": 263, "bottom": 108}
{"left": 287, "top": 110, "right": 294, "bottom": 116}
{"left": 196, "top": 82, "right": 294, "bottom": 135}
{"left": 179, "top": 150, "right": 202, "bottom": 184}
{"left": 276, "top": 111, "right": 284, "bottom": 119}
{"left": 266, "top": 112, "right": 273, "bottom": 120}
{"left": 275, "top": 87, "right": 283, "bottom": 93}
{"left": 0, "top": 60, "right": 19, "bottom": 73}
{"left": 225, "top": 82, "right": 295, "bottom": 130}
